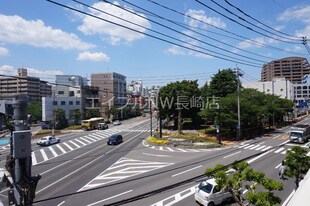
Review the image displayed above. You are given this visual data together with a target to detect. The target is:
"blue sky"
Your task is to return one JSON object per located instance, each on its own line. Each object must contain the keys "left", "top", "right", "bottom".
{"left": 0, "top": 0, "right": 310, "bottom": 87}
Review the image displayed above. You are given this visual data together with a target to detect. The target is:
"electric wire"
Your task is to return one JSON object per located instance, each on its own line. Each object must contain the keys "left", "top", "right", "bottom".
{"left": 47, "top": 0, "right": 262, "bottom": 68}
{"left": 224, "top": 0, "right": 300, "bottom": 39}
{"left": 144, "top": 0, "right": 306, "bottom": 55}
{"left": 195, "top": 0, "right": 300, "bottom": 44}
{"left": 117, "top": 0, "right": 273, "bottom": 60}
{"left": 95, "top": 0, "right": 265, "bottom": 64}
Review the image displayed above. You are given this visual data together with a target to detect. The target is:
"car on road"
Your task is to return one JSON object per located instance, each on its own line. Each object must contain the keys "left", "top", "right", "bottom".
{"left": 113, "top": 120, "right": 121, "bottom": 126}
{"left": 107, "top": 134, "right": 123, "bottom": 145}
{"left": 37, "top": 136, "right": 60, "bottom": 146}
{"left": 98, "top": 122, "right": 108, "bottom": 130}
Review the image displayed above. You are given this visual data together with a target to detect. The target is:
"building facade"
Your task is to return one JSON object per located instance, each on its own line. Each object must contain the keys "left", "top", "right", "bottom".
{"left": 91, "top": 72, "right": 127, "bottom": 118}
{"left": 261, "top": 57, "right": 310, "bottom": 83}
{"left": 242, "top": 78, "right": 293, "bottom": 100}
{"left": 0, "top": 68, "right": 52, "bottom": 102}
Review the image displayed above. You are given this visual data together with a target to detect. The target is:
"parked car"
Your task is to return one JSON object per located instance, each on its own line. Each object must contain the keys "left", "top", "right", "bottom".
{"left": 195, "top": 169, "right": 236, "bottom": 206}
{"left": 107, "top": 134, "right": 123, "bottom": 145}
{"left": 113, "top": 120, "right": 121, "bottom": 126}
{"left": 98, "top": 122, "right": 108, "bottom": 130}
{"left": 37, "top": 136, "right": 60, "bottom": 146}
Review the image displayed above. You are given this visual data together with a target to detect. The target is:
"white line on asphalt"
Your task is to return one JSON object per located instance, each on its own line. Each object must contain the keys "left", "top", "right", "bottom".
{"left": 255, "top": 145, "right": 266, "bottom": 150}
{"left": 69, "top": 140, "right": 81, "bottom": 148}
{"left": 57, "top": 201, "right": 65, "bottom": 206}
{"left": 274, "top": 148, "right": 285, "bottom": 153}
{"left": 31, "top": 152, "right": 37, "bottom": 166}
{"left": 75, "top": 139, "right": 87, "bottom": 146}
{"left": 223, "top": 151, "right": 241, "bottom": 158}
{"left": 142, "top": 153, "right": 172, "bottom": 157}
{"left": 275, "top": 163, "right": 282, "bottom": 169}
{"left": 0, "top": 193, "right": 7, "bottom": 197}
{"left": 247, "top": 149, "right": 275, "bottom": 164}
{"left": 159, "top": 146, "right": 163, "bottom": 150}
{"left": 40, "top": 149, "right": 48, "bottom": 161}
{"left": 281, "top": 190, "right": 295, "bottom": 206}
{"left": 172, "top": 165, "right": 202, "bottom": 177}
{"left": 84, "top": 136, "right": 97, "bottom": 142}
{"left": 166, "top": 147, "right": 174, "bottom": 152}
{"left": 48, "top": 146, "right": 58, "bottom": 157}
{"left": 63, "top": 142, "right": 74, "bottom": 151}
{"left": 249, "top": 145, "right": 261, "bottom": 150}
{"left": 272, "top": 134, "right": 284, "bottom": 139}
{"left": 80, "top": 137, "right": 92, "bottom": 144}
{"left": 86, "top": 190, "right": 133, "bottom": 206}
{"left": 238, "top": 144, "right": 250, "bottom": 148}
{"left": 56, "top": 144, "right": 67, "bottom": 154}
{"left": 150, "top": 185, "right": 196, "bottom": 206}
{"left": 278, "top": 140, "right": 290, "bottom": 147}
{"left": 242, "top": 189, "right": 248, "bottom": 194}
{"left": 261, "top": 146, "right": 272, "bottom": 151}
{"left": 175, "top": 148, "right": 187, "bottom": 152}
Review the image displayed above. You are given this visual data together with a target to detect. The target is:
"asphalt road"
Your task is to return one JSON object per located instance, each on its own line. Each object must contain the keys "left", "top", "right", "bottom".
{"left": 0, "top": 116, "right": 309, "bottom": 206}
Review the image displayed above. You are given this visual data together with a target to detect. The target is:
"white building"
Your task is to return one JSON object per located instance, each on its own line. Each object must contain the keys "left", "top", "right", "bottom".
{"left": 128, "top": 80, "right": 143, "bottom": 97}
{"left": 242, "top": 77, "right": 293, "bottom": 100}
{"left": 42, "top": 96, "right": 82, "bottom": 123}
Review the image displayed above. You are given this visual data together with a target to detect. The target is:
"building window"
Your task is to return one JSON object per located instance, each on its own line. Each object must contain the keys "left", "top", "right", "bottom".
{"left": 69, "top": 91, "right": 74, "bottom": 96}
{"left": 280, "top": 89, "right": 283, "bottom": 91}
{"left": 76, "top": 101, "right": 80, "bottom": 105}
{"left": 58, "top": 91, "right": 64, "bottom": 95}
{"left": 69, "top": 101, "right": 73, "bottom": 105}
{"left": 53, "top": 101, "right": 57, "bottom": 105}
{"left": 61, "top": 101, "right": 66, "bottom": 105}
{"left": 267, "top": 89, "right": 270, "bottom": 92}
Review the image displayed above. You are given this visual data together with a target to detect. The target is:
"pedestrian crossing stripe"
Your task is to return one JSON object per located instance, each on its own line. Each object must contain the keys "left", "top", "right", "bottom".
{"left": 79, "top": 157, "right": 173, "bottom": 191}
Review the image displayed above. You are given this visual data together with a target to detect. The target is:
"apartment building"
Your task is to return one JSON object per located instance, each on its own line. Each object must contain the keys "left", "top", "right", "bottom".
{"left": 91, "top": 72, "right": 127, "bottom": 118}
{"left": 0, "top": 68, "right": 52, "bottom": 102}
{"left": 261, "top": 57, "right": 310, "bottom": 83}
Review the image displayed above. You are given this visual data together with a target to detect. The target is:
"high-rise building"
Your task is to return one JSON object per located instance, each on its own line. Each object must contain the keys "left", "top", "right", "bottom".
{"left": 91, "top": 72, "right": 127, "bottom": 118}
{"left": 0, "top": 68, "right": 52, "bottom": 102}
{"left": 261, "top": 57, "right": 310, "bottom": 83}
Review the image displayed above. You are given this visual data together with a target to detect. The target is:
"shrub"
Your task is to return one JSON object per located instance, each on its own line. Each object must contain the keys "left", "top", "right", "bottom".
{"left": 147, "top": 137, "right": 168, "bottom": 145}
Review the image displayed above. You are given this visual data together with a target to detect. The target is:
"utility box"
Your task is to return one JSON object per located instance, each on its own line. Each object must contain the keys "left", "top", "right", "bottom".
{"left": 12, "top": 130, "right": 31, "bottom": 159}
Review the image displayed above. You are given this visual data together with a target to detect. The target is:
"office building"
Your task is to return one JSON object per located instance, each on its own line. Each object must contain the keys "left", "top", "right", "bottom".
{"left": 261, "top": 57, "right": 310, "bottom": 83}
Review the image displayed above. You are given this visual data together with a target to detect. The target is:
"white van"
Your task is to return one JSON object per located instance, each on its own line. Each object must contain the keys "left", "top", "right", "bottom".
{"left": 195, "top": 177, "right": 233, "bottom": 206}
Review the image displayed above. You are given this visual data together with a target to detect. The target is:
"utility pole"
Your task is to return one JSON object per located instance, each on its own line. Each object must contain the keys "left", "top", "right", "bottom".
{"left": 150, "top": 99, "right": 153, "bottom": 137}
{"left": 216, "top": 101, "right": 221, "bottom": 145}
{"left": 235, "top": 67, "right": 243, "bottom": 141}
{"left": 3, "top": 94, "right": 40, "bottom": 206}
{"left": 158, "top": 90, "right": 162, "bottom": 138}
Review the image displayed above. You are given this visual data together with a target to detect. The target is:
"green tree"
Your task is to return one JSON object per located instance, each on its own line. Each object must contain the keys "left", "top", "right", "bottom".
{"left": 284, "top": 146, "right": 310, "bottom": 189}
{"left": 27, "top": 102, "right": 42, "bottom": 122}
{"left": 85, "top": 109, "right": 99, "bottom": 119}
{"left": 55, "top": 108, "right": 67, "bottom": 129}
{"left": 70, "top": 109, "right": 81, "bottom": 125}
{"left": 159, "top": 80, "right": 201, "bottom": 132}
{"left": 206, "top": 162, "right": 283, "bottom": 206}
{"left": 209, "top": 69, "right": 238, "bottom": 97}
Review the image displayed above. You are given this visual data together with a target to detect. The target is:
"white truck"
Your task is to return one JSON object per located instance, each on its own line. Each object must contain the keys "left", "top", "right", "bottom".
{"left": 289, "top": 124, "right": 310, "bottom": 144}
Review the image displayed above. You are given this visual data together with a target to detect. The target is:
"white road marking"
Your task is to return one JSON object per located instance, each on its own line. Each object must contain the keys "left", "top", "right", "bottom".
{"left": 31, "top": 152, "right": 37, "bottom": 165}
{"left": 40, "top": 149, "right": 48, "bottom": 161}
{"left": 80, "top": 137, "right": 92, "bottom": 144}
{"left": 56, "top": 144, "right": 67, "bottom": 154}
{"left": 223, "top": 151, "right": 241, "bottom": 158}
{"left": 57, "top": 201, "right": 65, "bottom": 206}
{"left": 247, "top": 149, "right": 275, "bottom": 164}
{"left": 281, "top": 190, "right": 295, "bottom": 206}
{"left": 175, "top": 148, "right": 187, "bottom": 152}
{"left": 255, "top": 145, "right": 266, "bottom": 150}
{"left": 48, "top": 146, "right": 58, "bottom": 157}
{"left": 86, "top": 190, "right": 133, "bottom": 206}
{"left": 274, "top": 148, "right": 285, "bottom": 153}
{"left": 249, "top": 145, "right": 262, "bottom": 150}
{"left": 166, "top": 147, "right": 174, "bottom": 152}
{"left": 75, "top": 139, "right": 87, "bottom": 146}
{"left": 142, "top": 153, "right": 171, "bottom": 157}
{"left": 63, "top": 142, "right": 74, "bottom": 151}
{"left": 69, "top": 140, "right": 81, "bottom": 148}
{"left": 278, "top": 140, "right": 290, "bottom": 147}
{"left": 275, "top": 163, "right": 282, "bottom": 169}
{"left": 238, "top": 143, "right": 250, "bottom": 148}
{"left": 261, "top": 146, "right": 272, "bottom": 151}
{"left": 172, "top": 165, "right": 202, "bottom": 177}
{"left": 83, "top": 136, "right": 96, "bottom": 142}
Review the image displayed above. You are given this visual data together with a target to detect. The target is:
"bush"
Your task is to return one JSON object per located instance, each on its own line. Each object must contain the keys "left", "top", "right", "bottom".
{"left": 147, "top": 137, "right": 168, "bottom": 145}
{"left": 63, "top": 125, "right": 82, "bottom": 130}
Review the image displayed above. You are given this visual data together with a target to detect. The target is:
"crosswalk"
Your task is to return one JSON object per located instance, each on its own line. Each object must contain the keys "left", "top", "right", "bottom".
{"left": 235, "top": 143, "right": 290, "bottom": 155}
{"left": 79, "top": 157, "right": 173, "bottom": 191}
{"left": 142, "top": 140, "right": 224, "bottom": 153}
{"left": 32, "top": 130, "right": 116, "bottom": 165}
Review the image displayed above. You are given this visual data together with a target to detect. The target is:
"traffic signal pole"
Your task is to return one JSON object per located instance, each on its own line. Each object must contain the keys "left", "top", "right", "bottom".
{"left": 3, "top": 95, "right": 41, "bottom": 206}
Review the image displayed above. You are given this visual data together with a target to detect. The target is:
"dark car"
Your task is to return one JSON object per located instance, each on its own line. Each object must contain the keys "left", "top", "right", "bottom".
{"left": 107, "top": 134, "right": 123, "bottom": 145}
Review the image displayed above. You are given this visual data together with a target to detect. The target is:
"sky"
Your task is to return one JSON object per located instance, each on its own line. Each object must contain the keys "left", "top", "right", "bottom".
{"left": 0, "top": 0, "right": 310, "bottom": 88}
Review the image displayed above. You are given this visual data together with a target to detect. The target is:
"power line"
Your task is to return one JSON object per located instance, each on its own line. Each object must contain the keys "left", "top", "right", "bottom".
{"left": 46, "top": 0, "right": 262, "bottom": 68}
{"left": 195, "top": 0, "right": 300, "bottom": 44}
{"left": 97, "top": 0, "right": 265, "bottom": 64}
{"left": 117, "top": 0, "right": 273, "bottom": 61}
{"left": 224, "top": 0, "right": 299, "bottom": 39}
{"left": 144, "top": 0, "right": 306, "bottom": 55}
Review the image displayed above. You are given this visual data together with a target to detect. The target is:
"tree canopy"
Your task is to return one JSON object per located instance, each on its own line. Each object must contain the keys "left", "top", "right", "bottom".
{"left": 205, "top": 162, "right": 283, "bottom": 206}
{"left": 27, "top": 102, "right": 42, "bottom": 122}
{"left": 209, "top": 69, "right": 238, "bottom": 97}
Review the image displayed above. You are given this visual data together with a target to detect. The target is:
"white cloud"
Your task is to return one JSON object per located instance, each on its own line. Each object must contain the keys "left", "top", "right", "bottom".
{"left": 185, "top": 9, "right": 226, "bottom": 29}
{"left": 0, "top": 65, "right": 64, "bottom": 82}
{"left": 278, "top": 6, "right": 310, "bottom": 23}
{"left": 78, "top": 1, "right": 150, "bottom": 45}
{"left": 77, "top": 51, "right": 110, "bottom": 62}
{"left": 0, "top": 47, "right": 9, "bottom": 56}
{"left": 165, "top": 46, "right": 186, "bottom": 55}
{"left": 0, "top": 14, "right": 94, "bottom": 50}
{"left": 237, "top": 37, "right": 269, "bottom": 49}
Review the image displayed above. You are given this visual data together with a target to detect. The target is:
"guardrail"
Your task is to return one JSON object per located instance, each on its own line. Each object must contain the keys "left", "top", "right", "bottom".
{"left": 0, "top": 129, "right": 10, "bottom": 137}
